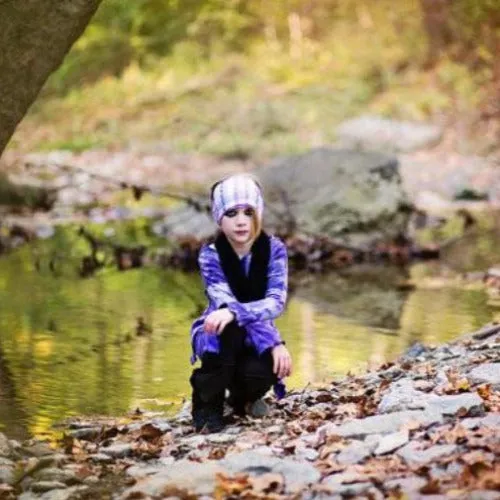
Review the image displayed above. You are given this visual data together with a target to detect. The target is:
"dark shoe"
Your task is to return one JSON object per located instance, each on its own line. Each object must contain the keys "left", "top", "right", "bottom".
{"left": 192, "top": 393, "right": 207, "bottom": 432}
{"left": 226, "top": 393, "right": 246, "bottom": 417}
{"left": 205, "top": 410, "right": 225, "bottom": 433}
{"left": 245, "top": 398, "right": 269, "bottom": 418}
{"left": 192, "top": 407, "right": 207, "bottom": 432}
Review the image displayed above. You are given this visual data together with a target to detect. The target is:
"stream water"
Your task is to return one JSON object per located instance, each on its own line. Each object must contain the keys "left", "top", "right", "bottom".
{"left": 1, "top": 223, "right": 499, "bottom": 441}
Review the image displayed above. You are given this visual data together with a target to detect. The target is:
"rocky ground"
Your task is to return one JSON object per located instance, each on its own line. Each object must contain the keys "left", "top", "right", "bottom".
{"left": 0, "top": 324, "right": 498, "bottom": 500}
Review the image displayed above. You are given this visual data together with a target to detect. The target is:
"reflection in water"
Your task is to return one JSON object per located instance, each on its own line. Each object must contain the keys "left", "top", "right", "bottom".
{"left": 0, "top": 239, "right": 497, "bottom": 440}
{"left": 293, "top": 265, "right": 411, "bottom": 330}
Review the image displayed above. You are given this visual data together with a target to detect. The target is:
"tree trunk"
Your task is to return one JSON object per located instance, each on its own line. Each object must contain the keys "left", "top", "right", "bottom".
{"left": 0, "top": 0, "right": 102, "bottom": 157}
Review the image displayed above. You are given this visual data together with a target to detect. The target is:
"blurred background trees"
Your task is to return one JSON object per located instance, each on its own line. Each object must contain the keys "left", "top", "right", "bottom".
{"left": 3, "top": 0, "right": 499, "bottom": 158}
{"left": 47, "top": 0, "right": 499, "bottom": 95}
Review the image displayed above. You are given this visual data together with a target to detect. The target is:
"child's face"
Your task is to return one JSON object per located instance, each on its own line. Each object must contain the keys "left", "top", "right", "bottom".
{"left": 220, "top": 206, "right": 255, "bottom": 246}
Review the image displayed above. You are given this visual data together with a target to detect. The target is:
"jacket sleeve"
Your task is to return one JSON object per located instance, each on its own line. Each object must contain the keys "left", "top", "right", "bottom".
{"left": 199, "top": 238, "right": 288, "bottom": 326}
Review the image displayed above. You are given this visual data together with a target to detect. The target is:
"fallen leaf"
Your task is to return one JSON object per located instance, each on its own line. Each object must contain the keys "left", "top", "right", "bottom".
{"left": 477, "top": 463, "right": 500, "bottom": 490}
{"left": 476, "top": 384, "right": 492, "bottom": 400}
{"left": 208, "top": 447, "right": 226, "bottom": 460}
{"left": 215, "top": 472, "right": 250, "bottom": 498}
{"left": 419, "top": 478, "right": 441, "bottom": 494}
{"left": 248, "top": 473, "right": 284, "bottom": 494}
{"left": 161, "top": 485, "right": 198, "bottom": 500}
{"left": 139, "top": 423, "right": 163, "bottom": 442}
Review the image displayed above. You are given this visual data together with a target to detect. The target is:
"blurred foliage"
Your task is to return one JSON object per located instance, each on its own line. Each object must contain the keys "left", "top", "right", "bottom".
{"left": 9, "top": 0, "right": 498, "bottom": 157}
{"left": 44, "top": 0, "right": 499, "bottom": 95}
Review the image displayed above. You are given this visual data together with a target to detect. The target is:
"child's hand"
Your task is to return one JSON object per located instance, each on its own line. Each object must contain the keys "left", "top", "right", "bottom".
{"left": 271, "top": 344, "right": 292, "bottom": 378}
{"left": 204, "top": 309, "right": 235, "bottom": 335}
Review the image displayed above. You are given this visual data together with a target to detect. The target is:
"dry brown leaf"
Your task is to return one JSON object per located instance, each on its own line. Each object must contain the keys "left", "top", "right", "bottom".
{"left": 285, "top": 421, "right": 303, "bottom": 436}
{"left": 0, "top": 484, "right": 15, "bottom": 500}
{"left": 161, "top": 484, "right": 198, "bottom": 500}
{"left": 123, "top": 491, "right": 149, "bottom": 499}
{"left": 208, "top": 447, "right": 226, "bottom": 460}
{"left": 419, "top": 478, "right": 441, "bottom": 494}
{"left": 248, "top": 472, "right": 284, "bottom": 494}
{"left": 314, "top": 392, "right": 334, "bottom": 403}
{"left": 458, "top": 461, "right": 493, "bottom": 488}
{"left": 431, "top": 423, "right": 468, "bottom": 445}
{"left": 476, "top": 384, "right": 492, "bottom": 400}
{"left": 214, "top": 472, "right": 250, "bottom": 498}
{"left": 74, "top": 464, "right": 95, "bottom": 480}
{"left": 139, "top": 423, "right": 163, "bottom": 441}
{"left": 477, "top": 462, "right": 500, "bottom": 490}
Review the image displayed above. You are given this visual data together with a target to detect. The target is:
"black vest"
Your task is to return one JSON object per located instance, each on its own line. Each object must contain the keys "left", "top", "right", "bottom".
{"left": 214, "top": 231, "right": 271, "bottom": 303}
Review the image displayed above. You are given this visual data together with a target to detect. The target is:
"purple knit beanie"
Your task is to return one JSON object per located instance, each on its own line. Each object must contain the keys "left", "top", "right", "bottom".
{"left": 211, "top": 174, "right": 264, "bottom": 225}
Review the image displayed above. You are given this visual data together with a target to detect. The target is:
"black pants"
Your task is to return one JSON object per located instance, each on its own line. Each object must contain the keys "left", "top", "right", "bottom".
{"left": 190, "top": 322, "right": 277, "bottom": 413}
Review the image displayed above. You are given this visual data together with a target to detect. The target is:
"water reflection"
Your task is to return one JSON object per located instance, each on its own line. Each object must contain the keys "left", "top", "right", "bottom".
{"left": 0, "top": 239, "right": 497, "bottom": 440}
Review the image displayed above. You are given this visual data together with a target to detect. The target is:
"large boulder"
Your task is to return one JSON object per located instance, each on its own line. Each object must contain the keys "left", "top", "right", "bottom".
{"left": 160, "top": 148, "right": 411, "bottom": 248}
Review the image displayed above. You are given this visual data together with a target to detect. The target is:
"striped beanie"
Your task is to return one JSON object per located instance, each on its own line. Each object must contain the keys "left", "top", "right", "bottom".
{"left": 211, "top": 174, "right": 264, "bottom": 225}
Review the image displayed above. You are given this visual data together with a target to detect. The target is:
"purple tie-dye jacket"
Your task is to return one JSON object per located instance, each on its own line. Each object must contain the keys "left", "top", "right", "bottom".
{"left": 190, "top": 235, "right": 288, "bottom": 363}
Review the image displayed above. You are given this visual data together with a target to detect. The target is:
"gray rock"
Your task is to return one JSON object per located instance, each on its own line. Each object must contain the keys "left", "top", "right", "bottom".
{"left": 426, "top": 393, "right": 484, "bottom": 416}
{"left": 207, "top": 433, "right": 236, "bottom": 445}
{"left": 224, "top": 426, "right": 244, "bottom": 435}
{"left": 364, "top": 434, "right": 381, "bottom": 450}
{"left": 294, "top": 444, "right": 319, "bottom": 462}
{"left": 31, "top": 481, "right": 67, "bottom": 493}
{"left": 89, "top": 453, "right": 114, "bottom": 463}
{"left": 0, "top": 433, "right": 12, "bottom": 457}
{"left": 248, "top": 445, "right": 274, "bottom": 456}
{"left": 180, "top": 435, "right": 207, "bottom": 448}
{"left": 469, "top": 363, "right": 500, "bottom": 386}
{"left": 18, "top": 493, "right": 40, "bottom": 500}
{"left": 266, "top": 425, "right": 283, "bottom": 434}
{"left": 126, "top": 463, "right": 165, "bottom": 479}
{"left": 404, "top": 342, "right": 428, "bottom": 359}
{"left": 69, "top": 428, "right": 99, "bottom": 440}
{"left": 336, "top": 115, "right": 442, "bottom": 153}
{"left": 83, "top": 476, "right": 99, "bottom": 485}
{"left": 378, "top": 380, "right": 484, "bottom": 416}
{"left": 374, "top": 429, "right": 409, "bottom": 455}
{"left": 397, "top": 442, "right": 457, "bottom": 466}
{"left": 34, "top": 467, "right": 80, "bottom": 485}
{"left": 101, "top": 443, "right": 133, "bottom": 458}
{"left": 23, "top": 442, "right": 53, "bottom": 458}
{"left": 222, "top": 451, "right": 321, "bottom": 493}
{"left": 321, "top": 472, "right": 372, "bottom": 496}
{"left": 385, "top": 476, "right": 427, "bottom": 493}
{"left": 0, "top": 457, "right": 15, "bottom": 485}
{"left": 120, "top": 460, "right": 223, "bottom": 498}
{"left": 378, "top": 366, "right": 405, "bottom": 381}
{"left": 462, "top": 413, "right": 500, "bottom": 430}
{"left": 318, "top": 410, "right": 443, "bottom": 439}
{"left": 39, "top": 486, "right": 89, "bottom": 500}
{"left": 162, "top": 148, "right": 410, "bottom": 248}
{"left": 465, "top": 491, "right": 500, "bottom": 500}
{"left": 336, "top": 440, "right": 372, "bottom": 465}
{"left": 378, "top": 379, "right": 429, "bottom": 413}
{"left": 144, "top": 418, "right": 172, "bottom": 433}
